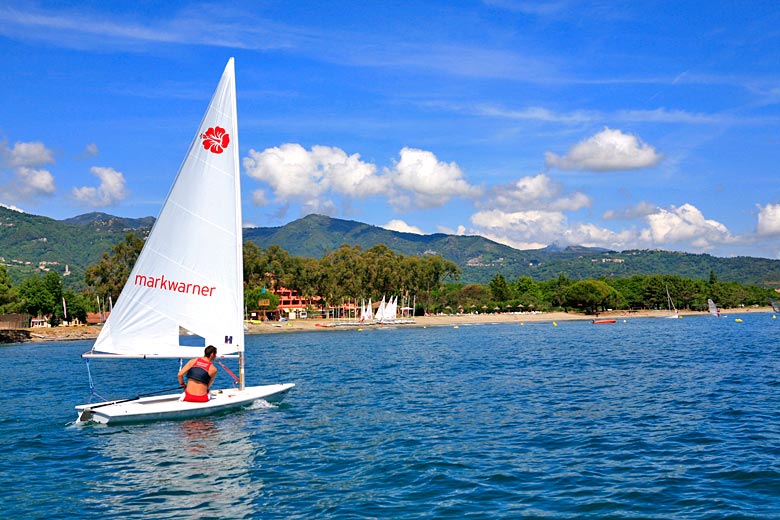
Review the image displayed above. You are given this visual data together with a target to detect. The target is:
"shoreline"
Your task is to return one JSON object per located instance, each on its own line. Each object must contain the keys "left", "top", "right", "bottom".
{"left": 15, "top": 306, "right": 775, "bottom": 343}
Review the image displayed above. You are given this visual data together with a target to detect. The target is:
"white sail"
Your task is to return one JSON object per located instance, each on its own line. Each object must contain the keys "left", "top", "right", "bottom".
{"left": 386, "top": 296, "right": 397, "bottom": 321}
{"left": 708, "top": 298, "right": 719, "bottom": 317}
{"left": 375, "top": 296, "right": 386, "bottom": 322}
{"left": 665, "top": 285, "right": 680, "bottom": 319}
{"left": 85, "top": 59, "right": 243, "bottom": 359}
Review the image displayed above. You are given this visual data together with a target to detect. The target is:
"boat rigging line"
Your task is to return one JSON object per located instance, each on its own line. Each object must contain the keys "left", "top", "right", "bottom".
{"left": 216, "top": 358, "right": 240, "bottom": 386}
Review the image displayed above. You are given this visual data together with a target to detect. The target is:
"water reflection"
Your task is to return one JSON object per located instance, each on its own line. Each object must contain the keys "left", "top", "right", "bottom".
{"left": 84, "top": 417, "right": 261, "bottom": 518}
{"left": 181, "top": 418, "right": 218, "bottom": 454}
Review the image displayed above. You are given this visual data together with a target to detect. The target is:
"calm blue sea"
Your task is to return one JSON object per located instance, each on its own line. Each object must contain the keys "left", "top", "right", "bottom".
{"left": 3, "top": 313, "right": 780, "bottom": 519}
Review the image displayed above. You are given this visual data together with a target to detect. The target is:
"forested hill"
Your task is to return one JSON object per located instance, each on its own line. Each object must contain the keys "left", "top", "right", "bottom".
{"left": 242, "top": 215, "right": 780, "bottom": 286}
{"left": 0, "top": 207, "right": 152, "bottom": 288}
{"left": 3, "top": 207, "right": 780, "bottom": 288}
{"left": 242, "top": 214, "right": 520, "bottom": 267}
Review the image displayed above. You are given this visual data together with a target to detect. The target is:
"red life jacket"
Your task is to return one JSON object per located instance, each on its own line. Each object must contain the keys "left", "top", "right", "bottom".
{"left": 187, "top": 358, "right": 212, "bottom": 384}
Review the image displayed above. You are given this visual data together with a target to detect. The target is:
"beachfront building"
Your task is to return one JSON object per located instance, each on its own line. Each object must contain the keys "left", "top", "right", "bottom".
{"left": 247, "top": 285, "right": 367, "bottom": 321}
{"left": 274, "top": 286, "right": 312, "bottom": 319}
{"left": 247, "top": 285, "right": 318, "bottom": 321}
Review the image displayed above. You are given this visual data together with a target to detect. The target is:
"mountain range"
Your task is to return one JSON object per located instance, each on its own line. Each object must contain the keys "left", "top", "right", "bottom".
{"left": 3, "top": 206, "right": 780, "bottom": 289}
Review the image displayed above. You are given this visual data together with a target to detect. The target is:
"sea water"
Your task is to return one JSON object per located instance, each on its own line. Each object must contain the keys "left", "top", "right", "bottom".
{"left": 3, "top": 314, "right": 780, "bottom": 518}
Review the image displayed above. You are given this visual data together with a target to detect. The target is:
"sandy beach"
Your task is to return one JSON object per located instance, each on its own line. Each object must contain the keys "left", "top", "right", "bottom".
{"left": 20, "top": 306, "right": 773, "bottom": 342}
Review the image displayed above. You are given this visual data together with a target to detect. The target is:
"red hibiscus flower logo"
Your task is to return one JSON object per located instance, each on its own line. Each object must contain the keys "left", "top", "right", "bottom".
{"left": 201, "top": 126, "right": 230, "bottom": 154}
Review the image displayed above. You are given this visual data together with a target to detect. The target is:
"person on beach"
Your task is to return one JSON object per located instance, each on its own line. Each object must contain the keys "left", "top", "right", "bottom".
{"left": 178, "top": 345, "right": 218, "bottom": 402}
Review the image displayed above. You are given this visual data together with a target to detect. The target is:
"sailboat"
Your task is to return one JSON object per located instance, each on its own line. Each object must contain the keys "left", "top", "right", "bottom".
{"left": 359, "top": 298, "right": 373, "bottom": 323}
{"left": 75, "top": 59, "right": 294, "bottom": 424}
{"left": 375, "top": 296, "right": 387, "bottom": 323}
{"left": 708, "top": 298, "right": 721, "bottom": 318}
{"left": 665, "top": 285, "right": 680, "bottom": 319}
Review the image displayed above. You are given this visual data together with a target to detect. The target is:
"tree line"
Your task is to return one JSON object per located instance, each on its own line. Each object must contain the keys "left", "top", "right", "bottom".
{"left": 0, "top": 232, "right": 776, "bottom": 324}
{"left": 439, "top": 271, "right": 774, "bottom": 316}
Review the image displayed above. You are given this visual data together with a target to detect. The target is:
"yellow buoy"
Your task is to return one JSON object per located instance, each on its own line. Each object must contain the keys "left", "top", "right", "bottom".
{"left": 454, "top": 325, "right": 459, "bottom": 329}
{"left": 553, "top": 322, "right": 558, "bottom": 327}
{"left": 735, "top": 318, "right": 743, "bottom": 323}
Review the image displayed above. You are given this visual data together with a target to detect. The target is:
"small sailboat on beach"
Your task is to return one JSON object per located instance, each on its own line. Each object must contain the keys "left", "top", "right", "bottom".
{"left": 359, "top": 298, "right": 373, "bottom": 323}
{"left": 75, "top": 59, "right": 294, "bottom": 424}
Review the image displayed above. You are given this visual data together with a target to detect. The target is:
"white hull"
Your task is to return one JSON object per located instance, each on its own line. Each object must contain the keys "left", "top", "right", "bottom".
{"left": 75, "top": 383, "right": 294, "bottom": 425}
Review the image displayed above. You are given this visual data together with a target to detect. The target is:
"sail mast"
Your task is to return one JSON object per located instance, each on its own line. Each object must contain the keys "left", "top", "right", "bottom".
{"left": 227, "top": 58, "right": 246, "bottom": 390}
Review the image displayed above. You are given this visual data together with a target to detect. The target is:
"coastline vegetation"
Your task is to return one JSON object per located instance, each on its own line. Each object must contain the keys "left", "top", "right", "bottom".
{"left": 0, "top": 233, "right": 775, "bottom": 325}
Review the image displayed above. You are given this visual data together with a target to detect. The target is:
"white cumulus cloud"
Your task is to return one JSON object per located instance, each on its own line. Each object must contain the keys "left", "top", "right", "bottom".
{"left": 16, "top": 166, "right": 55, "bottom": 195}
{"left": 243, "top": 143, "right": 386, "bottom": 215}
{"left": 756, "top": 203, "right": 780, "bottom": 236}
{"left": 382, "top": 219, "right": 425, "bottom": 235}
{"left": 470, "top": 208, "right": 569, "bottom": 249}
{"left": 467, "top": 202, "right": 735, "bottom": 253}
{"left": 470, "top": 208, "right": 636, "bottom": 250}
{"left": 495, "top": 173, "right": 559, "bottom": 206}
{"left": 4, "top": 140, "right": 54, "bottom": 168}
{"left": 545, "top": 127, "right": 662, "bottom": 171}
{"left": 72, "top": 166, "right": 127, "bottom": 207}
{"left": 563, "top": 223, "right": 638, "bottom": 250}
{"left": 486, "top": 173, "right": 591, "bottom": 213}
{"left": 243, "top": 144, "right": 482, "bottom": 215}
{"left": 643, "top": 203, "right": 732, "bottom": 249}
{"left": 386, "top": 147, "right": 482, "bottom": 209}
{"left": 0, "top": 140, "right": 56, "bottom": 200}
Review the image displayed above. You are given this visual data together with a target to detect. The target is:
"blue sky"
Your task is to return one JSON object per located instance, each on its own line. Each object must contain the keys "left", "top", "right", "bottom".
{"left": 2, "top": 1, "right": 780, "bottom": 258}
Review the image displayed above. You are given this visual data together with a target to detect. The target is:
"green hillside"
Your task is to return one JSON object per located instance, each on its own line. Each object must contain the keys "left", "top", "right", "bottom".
{"left": 242, "top": 215, "right": 780, "bottom": 287}
{"left": 0, "top": 207, "right": 151, "bottom": 288}
{"left": 3, "top": 208, "right": 780, "bottom": 289}
{"left": 242, "top": 214, "right": 518, "bottom": 264}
